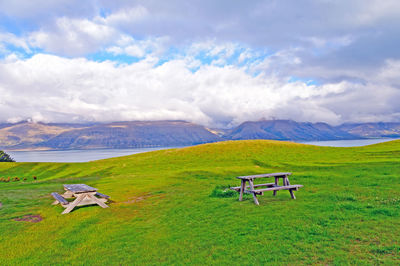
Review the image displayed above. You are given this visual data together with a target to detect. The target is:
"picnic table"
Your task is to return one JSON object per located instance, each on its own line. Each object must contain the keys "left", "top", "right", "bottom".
{"left": 230, "top": 172, "right": 303, "bottom": 205}
{"left": 51, "top": 184, "right": 110, "bottom": 214}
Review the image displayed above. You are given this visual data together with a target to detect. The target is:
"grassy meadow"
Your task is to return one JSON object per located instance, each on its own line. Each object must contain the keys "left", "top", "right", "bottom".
{"left": 0, "top": 140, "right": 399, "bottom": 265}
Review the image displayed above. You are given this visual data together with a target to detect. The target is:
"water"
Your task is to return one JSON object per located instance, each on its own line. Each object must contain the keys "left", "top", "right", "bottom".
{"left": 5, "top": 138, "right": 399, "bottom": 162}
{"left": 6, "top": 147, "right": 182, "bottom": 163}
{"left": 301, "top": 138, "right": 399, "bottom": 147}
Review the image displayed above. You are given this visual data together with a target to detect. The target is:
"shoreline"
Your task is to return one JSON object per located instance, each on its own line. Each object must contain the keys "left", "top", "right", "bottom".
{"left": 3, "top": 137, "right": 399, "bottom": 152}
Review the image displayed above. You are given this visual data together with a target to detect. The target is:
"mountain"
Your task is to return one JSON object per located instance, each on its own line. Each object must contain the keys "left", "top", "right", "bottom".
{"left": 0, "top": 122, "right": 88, "bottom": 148}
{"left": 2, "top": 119, "right": 400, "bottom": 151}
{"left": 0, "top": 123, "right": 14, "bottom": 130}
{"left": 337, "top": 122, "right": 400, "bottom": 138}
{"left": 35, "top": 121, "right": 223, "bottom": 149}
{"left": 225, "top": 120, "right": 357, "bottom": 141}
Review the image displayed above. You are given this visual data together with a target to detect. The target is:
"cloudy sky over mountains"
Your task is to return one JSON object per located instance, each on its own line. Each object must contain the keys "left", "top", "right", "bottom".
{"left": 1, "top": 0, "right": 400, "bottom": 127}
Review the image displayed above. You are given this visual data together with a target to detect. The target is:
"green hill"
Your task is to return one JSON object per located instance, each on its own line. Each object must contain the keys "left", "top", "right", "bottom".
{"left": 0, "top": 140, "right": 399, "bottom": 264}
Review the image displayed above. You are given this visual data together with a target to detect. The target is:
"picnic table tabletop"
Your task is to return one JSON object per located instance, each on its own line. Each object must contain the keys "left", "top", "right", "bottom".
{"left": 236, "top": 172, "right": 292, "bottom": 179}
{"left": 63, "top": 184, "right": 97, "bottom": 193}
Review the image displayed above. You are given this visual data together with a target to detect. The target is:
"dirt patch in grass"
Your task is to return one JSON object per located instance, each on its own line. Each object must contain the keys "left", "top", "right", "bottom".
{"left": 13, "top": 214, "right": 43, "bottom": 223}
{"left": 117, "top": 192, "right": 166, "bottom": 204}
{"left": 0, "top": 202, "right": 2, "bottom": 208}
{"left": 119, "top": 195, "right": 151, "bottom": 204}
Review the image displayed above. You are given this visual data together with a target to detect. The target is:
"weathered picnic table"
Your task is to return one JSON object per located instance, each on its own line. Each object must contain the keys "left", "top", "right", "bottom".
{"left": 231, "top": 172, "right": 303, "bottom": 205}
{"left": 51, "top": 184, "right": 110, "bottom": 214}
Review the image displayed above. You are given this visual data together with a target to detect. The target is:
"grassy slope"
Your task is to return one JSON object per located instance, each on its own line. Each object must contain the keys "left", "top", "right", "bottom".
{"left": 0, "top": 140, "right": 399, "bottom": 265}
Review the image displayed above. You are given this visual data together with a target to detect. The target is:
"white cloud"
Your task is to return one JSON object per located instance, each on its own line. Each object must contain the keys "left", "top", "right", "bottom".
{"left": 0, "top": 32, "right": 31, "bottom": 54}
{"left": 2, "top": 53, "right": 399, "bottom": 127}
{"left": 95, "top": 6, "right": 149, "bottom": 25}
{"left": 24, "top": 8, "right": 164, "bottom": 58}
{"left": 350, "top": 0, "right": 400, "bottom": 26}
{"left": 28, "top": 17, "right": 117, "bottom": 56}
{"left": 376, "top": 59, "right": 400, "bottom": 84}
{"left": 105, "top": 35, "right": 168, "bottom": 58}
{"left": 0, "top": 0, "right": 95, "bottom": 19}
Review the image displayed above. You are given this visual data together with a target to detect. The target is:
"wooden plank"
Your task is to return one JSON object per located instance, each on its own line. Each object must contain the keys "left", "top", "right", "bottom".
{"left": 76, "top": 197, "right": 107, "bottom": 207}
{"left": 63, "top": 184, "right": 97, "bottom": 193}
{"left": 249, "top": 184, "right": 303, "bottom": 193}
{"left": 95, "top": 192, "right": 110, "bottom": 199}
{"left": 236, "top": 172, "right": 292, "bottom": 179}
{"left": 51, "top": 192, "right": 69, "bottom": 205}
{"left": 289, "top": 189, "right": 296, "bottom": 199}
{"left": 284, "top": 176, "right": 291, "bottom": 186}
{"left": 231, "top": 183, "right": 276, "bottom": 191}
{"left": 285, "top": 175, "right": 296, "bottom": 199}
{"left": 273, "top": 177, "right": 279, "bottom": 196}
{"left": 248, "top": 179, "right": 259, "bottom": 205}
{"left": 62, "top": 194, "right": 86, "bottom": 214}
{"left": 244, "top": 190, "right": 263, "bottom": 195}
{"left": 87, "top": 194, "right": 109, "bottom": 208}
{"left": 62, "top": 191, "right": 74, "bottom": 198}
{"left": 239, "top": 180, "right": 245, "bottom": 201}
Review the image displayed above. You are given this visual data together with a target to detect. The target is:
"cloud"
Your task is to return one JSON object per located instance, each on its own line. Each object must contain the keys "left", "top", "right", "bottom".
{"left": 106, "top": 35, "right": 168, "bottom": 58}
{"left": 28, "top": 17, "right": 118, "bottom": 56}
{"left": 1, "top": 1, "right": 400, "bottom": 125}
{"left": 23, "top": 6, "right": 156, "bottom": 57}
{"left": 1, "top": 53, "right": 400, "bottom": 127}
{"left": 0, "top": 32, "right": 31, "bottom": 54}
{"left": 3, "top": 1, "right": 399, "bottom": 74}
{"left": 0, "top": 0, "right": 96, "bottom": 20}
{"left": 96, "top": 6, "right": 149, "bottom": 25}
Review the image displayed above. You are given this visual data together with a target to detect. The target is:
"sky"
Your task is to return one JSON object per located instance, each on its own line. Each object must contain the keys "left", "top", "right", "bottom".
{"left": 1, "top": 0, "right": 400, "bottom": 128}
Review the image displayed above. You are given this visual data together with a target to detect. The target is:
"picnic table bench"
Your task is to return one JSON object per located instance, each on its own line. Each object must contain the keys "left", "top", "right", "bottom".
{"left": 230, "top": 172, "right": 303, "bottom": 205}
{"left": 51, "top": 184, "right": 110, "bottom": 214}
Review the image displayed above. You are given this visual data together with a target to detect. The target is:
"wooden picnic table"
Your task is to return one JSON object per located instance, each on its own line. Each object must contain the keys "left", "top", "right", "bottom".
{"left": 51, "top": 184, "right": 110, "bottom": 214}
{"left": 231, "top": 172, "right": 303, "bottom": 205}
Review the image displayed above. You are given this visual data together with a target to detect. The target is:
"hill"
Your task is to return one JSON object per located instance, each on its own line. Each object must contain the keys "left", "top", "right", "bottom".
{"left": 338, "top": 122, "right": 400, "bottom": 138}
{"left": 225, "top": 120, "right": 356, "bottom": 141}
{"left": 0, "top": 140, "right": 399, "bottom": 264}
{"left": 2, "top": 120, "right": 400, "bottom": 150}
{"left": 36, "top": 120, "right": 223, "bottom": 149}
{"left": 0, "top": 121, "right": 88, "bottom": 148}
{"left": 0, "top": 121, "right": 222, "bottom": 150}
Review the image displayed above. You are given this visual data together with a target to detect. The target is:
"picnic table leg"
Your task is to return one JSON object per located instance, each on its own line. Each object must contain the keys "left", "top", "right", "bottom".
{"left": 248, "top": 179, "right": 259, "bottom": 205}
{"left": 87, "top": 194, "right": 109, "bottom": 208}
{"left": 289, "top": 189, "right": 296, "bottom": 199}
{"left": 239, "top": 179, "right": 245, "bottom": 201}
{"left": 62, "top": 194, "right": 85, "bottom": 214}
{"left": 285, "top": 176, "right": 296, "bottom": 199}
{"left": 273, "top": 176, "right": 279, "bottom": 196}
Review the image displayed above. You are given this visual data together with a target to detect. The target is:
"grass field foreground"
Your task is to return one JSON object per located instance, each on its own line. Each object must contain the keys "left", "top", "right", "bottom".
{"left": 0, "top": 140, "right": 400, "bottom": 264}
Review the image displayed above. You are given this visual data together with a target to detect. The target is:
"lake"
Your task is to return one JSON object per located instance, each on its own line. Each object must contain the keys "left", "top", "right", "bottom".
{"left": 301, "top": 138, "right": 399, "bottom": 147}
{"left": 6, "top": 147, "right": 182, "bottom": 163}
{"left": 5, "top": 138, "right": 399, "bottom": 162}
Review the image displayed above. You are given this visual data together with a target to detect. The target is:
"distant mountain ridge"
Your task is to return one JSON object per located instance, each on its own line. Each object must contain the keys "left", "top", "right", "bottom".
{"left": 225, "top": 120, "right": 356, "bottom": 141}
{"left": 0, "top": 120, "right": 222, "bottom": 150}
{"left": 0, "top": 122, "right": 86, "bottom": 148}
{"left": 0, "top": 120, "right": 399, "bottom": 150}
{"left": 36, "top": 121, "right": 223, "bottom": 149}
{"left": 337, "top": 122, "right": 400, "bottom": 138}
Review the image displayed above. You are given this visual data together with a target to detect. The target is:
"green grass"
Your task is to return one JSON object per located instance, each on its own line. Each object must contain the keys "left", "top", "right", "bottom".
{"left": 0, "top": 140, "right": 400, "bottom": 265}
